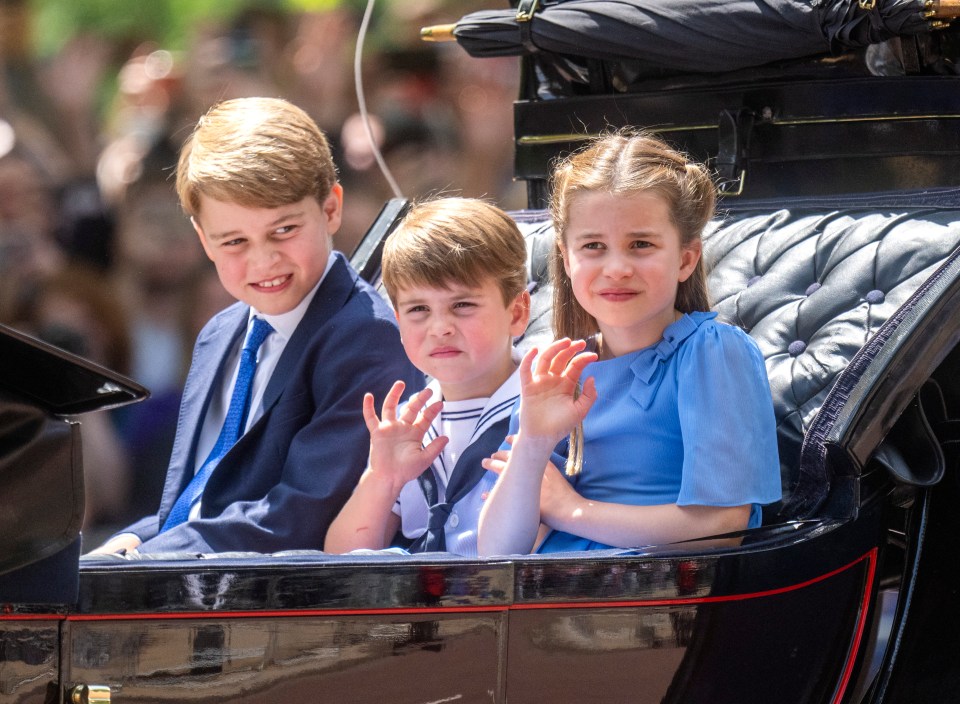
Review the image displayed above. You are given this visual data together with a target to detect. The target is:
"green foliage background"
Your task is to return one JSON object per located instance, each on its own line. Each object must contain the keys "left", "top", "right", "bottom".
{"left": 29, "top": 0, "right": 346, "bottom": 57}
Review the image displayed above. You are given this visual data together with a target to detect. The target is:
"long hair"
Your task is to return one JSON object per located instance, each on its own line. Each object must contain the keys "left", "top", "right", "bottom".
{"left": 548, "top": 131, "right": 716, "bottom": 474}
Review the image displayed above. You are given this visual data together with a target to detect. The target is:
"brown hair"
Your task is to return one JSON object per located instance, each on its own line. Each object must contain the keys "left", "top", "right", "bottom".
{"left": 549, "top": 131, "right": 716, "bottom": 474}
{"left": 176, "top": 97, "right": 337, "bottom": 217}
{"left": 381, "top": 197, "right": 528, "bottom": 307}
{"left": 549, "top": 130, "right": 715, "bottom": 342}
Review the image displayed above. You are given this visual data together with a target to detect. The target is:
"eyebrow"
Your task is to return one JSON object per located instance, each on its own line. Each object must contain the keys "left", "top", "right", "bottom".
{"left": 206, "top": 210, "right": 305, "bottom": 242}
{"left": 396, "top": 288, "right": 485, "bottom": 307}
{"left": 569, "top": 230, "right": 665, "bottom": 241}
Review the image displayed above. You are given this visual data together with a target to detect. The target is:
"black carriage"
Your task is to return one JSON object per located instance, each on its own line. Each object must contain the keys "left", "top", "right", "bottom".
{"left": 4, "top": 2, "right": 960, "bottom": 702}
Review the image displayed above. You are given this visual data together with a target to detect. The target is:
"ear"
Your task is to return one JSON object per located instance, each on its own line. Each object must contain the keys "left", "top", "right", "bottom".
{"left": 677, "top": 239, "right": 702, "bottom": 283}
{"left": 508, "top": 289, "right": 532, "bottom": 337}
{"left": 192, "top": 216, "right": 215, "bottom": 262}
{"left": 559, "top": 240, "right": 572, "bottom": 278}
{"left": 322, "top": 183, "right": 344, "bottom": 235}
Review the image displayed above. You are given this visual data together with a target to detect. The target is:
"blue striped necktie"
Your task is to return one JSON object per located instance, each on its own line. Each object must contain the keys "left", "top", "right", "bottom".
{"left": 161, "top": 317, "right": 274, "bottom": 532}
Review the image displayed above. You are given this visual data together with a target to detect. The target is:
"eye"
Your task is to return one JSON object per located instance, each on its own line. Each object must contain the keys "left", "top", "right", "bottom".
{"left": 453, "top": 300, "right": 477, "bottom": 310}
{"left": 582, "top": 241, "right": 605, "bottom": 250}
{"left": 630, "top": 239, "right": 652, "bottom": 249}
{"left": 274, "top": 224, "right": 298, "bottom": 237}
{"left": 404, "top": 304, "right": 429, "bottom": 315}
{"left": 222, "top": 238, "right": 246, "bottom": 248}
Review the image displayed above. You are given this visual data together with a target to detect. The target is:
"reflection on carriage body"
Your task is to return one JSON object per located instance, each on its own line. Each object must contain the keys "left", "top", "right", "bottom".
{"left": 4, "top": 1, "right": 960, "bottom": 702}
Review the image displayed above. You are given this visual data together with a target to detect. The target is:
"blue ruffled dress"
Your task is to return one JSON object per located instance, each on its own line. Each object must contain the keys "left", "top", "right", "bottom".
{"left": 519, "top": 311, "right": 782, "bottom": 553}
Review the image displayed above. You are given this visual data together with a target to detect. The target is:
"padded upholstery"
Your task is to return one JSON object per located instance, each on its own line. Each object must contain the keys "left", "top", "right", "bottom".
{"left": 514, "top": 195, "right": 960, "bottom": 520}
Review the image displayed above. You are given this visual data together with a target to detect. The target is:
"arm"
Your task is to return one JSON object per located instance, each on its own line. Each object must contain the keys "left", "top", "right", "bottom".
{"left": 324, "top": 383, "right": 447, "bottom": 553}
{"left": 478, "top": 339, "right": 597, "bottom": 556}
{"left": 136, "top": 314, "right": 425, "bottom": 554}
{"left": 483, "top": 450, "right": 749, "bottom": 551}
{"left": 538, "top": 458, "right": 750, "bottom": 546}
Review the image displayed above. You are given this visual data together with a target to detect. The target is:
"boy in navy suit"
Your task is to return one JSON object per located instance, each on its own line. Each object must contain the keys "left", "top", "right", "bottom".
{"left": 324, "top": 198, "right": 530, "bottom": 557}
{"left": 93, "top": 97, "right": 422, "bottom": 555}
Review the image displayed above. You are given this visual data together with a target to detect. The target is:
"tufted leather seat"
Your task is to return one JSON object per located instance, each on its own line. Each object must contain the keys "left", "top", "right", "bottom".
{"left": 514, "top": 190, "right": 960, "bottom": 522}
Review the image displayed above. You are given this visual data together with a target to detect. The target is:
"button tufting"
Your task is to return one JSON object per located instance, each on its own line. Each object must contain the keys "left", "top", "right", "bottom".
{"left": 788, "top": 340, "right": 807, "bottom": 356}
{"left": 747, "top": 275, "right": 762, "bottom": 287}
{"left": 805, "top": 282, "right": 821, "bottom": 296}
{"left": 865, "top": 289, "right": 885, "bottom": 304}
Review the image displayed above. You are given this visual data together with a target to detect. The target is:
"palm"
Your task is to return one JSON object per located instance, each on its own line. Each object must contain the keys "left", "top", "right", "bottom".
{"left": 364, "top": 383, "right": 447, "bottom": 488}
{"left": 519, "top": 339, "right": 598, "bottom": 443}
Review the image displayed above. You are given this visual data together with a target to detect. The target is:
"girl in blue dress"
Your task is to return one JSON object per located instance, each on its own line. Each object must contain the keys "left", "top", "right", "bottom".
{"left": 477, "top": 132, "right": 782, "bottom": 555}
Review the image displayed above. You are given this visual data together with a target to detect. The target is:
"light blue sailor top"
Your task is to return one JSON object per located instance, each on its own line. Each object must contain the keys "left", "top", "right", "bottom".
{"left": 515, "top": 311, "right": 782, "bottom": 553}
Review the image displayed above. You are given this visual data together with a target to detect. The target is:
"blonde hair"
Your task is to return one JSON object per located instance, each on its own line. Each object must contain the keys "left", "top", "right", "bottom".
{"left": 549, "top": 131, "right": 716, "bottom": 474}
{"left": 381, "top": 197, "right": 528, "bottom": 307}
{"left": 176, "top": 97, "right": 337, "bottom": 217}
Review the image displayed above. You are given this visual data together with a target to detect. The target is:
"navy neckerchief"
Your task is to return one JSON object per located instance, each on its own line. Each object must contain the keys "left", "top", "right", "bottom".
{"left": 409, "top": 415, "right": 511, "bottom": 553}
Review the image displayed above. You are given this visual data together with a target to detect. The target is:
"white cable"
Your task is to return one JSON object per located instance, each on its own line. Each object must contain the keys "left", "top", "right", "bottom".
{"left": 355, "top": 0, "right": 404, "bottom": 199}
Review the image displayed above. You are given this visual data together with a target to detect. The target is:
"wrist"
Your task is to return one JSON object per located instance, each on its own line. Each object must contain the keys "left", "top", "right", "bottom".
{"left": 513, "top": 429, "right": 563, "bottom": 454}
{"left": 360, "top": 465, "right": 408, "bottom": 500}
{"left": 541, "top": 491, "right": 581, "bottom": 531}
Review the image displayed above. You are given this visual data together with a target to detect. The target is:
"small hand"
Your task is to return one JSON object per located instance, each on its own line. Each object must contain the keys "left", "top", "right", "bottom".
{"left": 364, "top": 381, "right": 448, "bottom": 491}
{"left": 88, "top": 533, "right": 142, "bottom": 556}
{"left": 517, "top": 339, "right": 598, "bottom": 444}
{"left": 482, "top": 439, "right": 580, "bottom": 528}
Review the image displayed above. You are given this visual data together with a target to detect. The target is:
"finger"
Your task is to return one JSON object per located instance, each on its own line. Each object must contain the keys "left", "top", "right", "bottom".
{"left": 421, "top": 435, "right": 449, "bottom": 465}
{"left": 519, "top": 346, "right": 538, "bottom": 388}
{"left": 489, "top": 449, "right": 511, "bottom": 463}
{"left": 381, "top": 380, "right": 407, "bottom": 420}
{"left": 563, "top": 350, "right": 599, "bottom": 382}
{"left": 576, "top": 375, "right": 599, "bottom": 416}
{"left": 503, "top": 434, "right": 516, "bottom": 446}
{"left": 413, "top": 398, "right": 444, "bottom": 431}
{"left": 549, "top": 339, "right": 588, "bottom": 376}
{"left": 362, "top": 392, "right": 380, "bottom": 434}
{"left": 481, "top": 457, "right": 507, "bottom": 474}
{"left": 401, "top": 386, "right": 435, "bottom": 424}
{"left": 535, "top": 338, "right": 571, "bottom": 377}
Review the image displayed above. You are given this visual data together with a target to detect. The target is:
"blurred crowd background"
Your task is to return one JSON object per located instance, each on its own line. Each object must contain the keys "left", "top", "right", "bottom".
{"left": 0, "top": 0, "right": 522, "bottom": 546}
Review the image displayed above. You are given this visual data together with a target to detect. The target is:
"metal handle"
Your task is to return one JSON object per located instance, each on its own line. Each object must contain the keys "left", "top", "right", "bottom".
{"left": 927, "top": 0, "right": 960, "bottom": 17}
{"left": 69, "top": 685, "right": 111, "bottom": 704}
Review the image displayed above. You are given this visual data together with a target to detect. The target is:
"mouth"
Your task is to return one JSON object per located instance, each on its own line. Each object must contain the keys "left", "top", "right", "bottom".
{"left": 251, "top": 274, "right": 292, "bottom": 292}
{"left": 430, "top": 346, "right": 462, "bottom": 358}
{"left": 598, "top": 288, "right": 638, "bottom": 302}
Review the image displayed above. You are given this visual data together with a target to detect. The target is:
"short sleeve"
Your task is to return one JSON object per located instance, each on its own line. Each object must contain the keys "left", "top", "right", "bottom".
{"left": 676, "top": 322, "right": 782, "bottom": 510}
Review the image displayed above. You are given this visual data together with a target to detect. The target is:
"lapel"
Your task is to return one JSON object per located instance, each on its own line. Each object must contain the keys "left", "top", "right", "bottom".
{"left": 163, "top": 303, "right": 248, "bottom": 507}
{"left": 262, "top": 253, "right": 357, "bottom": 410}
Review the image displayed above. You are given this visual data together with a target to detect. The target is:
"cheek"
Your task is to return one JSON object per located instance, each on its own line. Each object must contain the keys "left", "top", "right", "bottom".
{"left": 567, "top": 259, "right": 591, "bottom": 289}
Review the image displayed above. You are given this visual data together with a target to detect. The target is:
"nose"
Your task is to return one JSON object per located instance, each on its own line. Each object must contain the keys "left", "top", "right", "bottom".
{"left": 428, "top": 310, "right": 455, "bottom": 337}
{"left": 602, "top": 251, "right": 632, "bottom": 280}
{"left": 250, "top": 241, "right": 281, "bottom": 271}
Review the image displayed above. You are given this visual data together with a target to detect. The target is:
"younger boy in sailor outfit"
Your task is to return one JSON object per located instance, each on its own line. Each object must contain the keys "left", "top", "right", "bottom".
{"left": 325, "top": 198, "right": 530, "bottom": 557}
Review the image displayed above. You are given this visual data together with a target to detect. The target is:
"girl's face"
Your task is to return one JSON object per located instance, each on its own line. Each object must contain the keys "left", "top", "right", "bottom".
{"left": 561, "top": 190, "right": 701, "bottom": 357}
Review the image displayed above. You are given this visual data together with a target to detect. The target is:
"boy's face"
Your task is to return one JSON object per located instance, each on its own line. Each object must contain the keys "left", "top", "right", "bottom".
{"left": 192, "top": 186, "right": 342, "bottom": 316}
{"left": 394, "top": 277, "right": 530, "bottom": 401}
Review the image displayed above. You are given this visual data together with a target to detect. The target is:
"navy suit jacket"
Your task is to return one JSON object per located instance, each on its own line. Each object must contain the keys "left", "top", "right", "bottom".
{"left": 122, "top": 253, "right": 423, "bottom": 553}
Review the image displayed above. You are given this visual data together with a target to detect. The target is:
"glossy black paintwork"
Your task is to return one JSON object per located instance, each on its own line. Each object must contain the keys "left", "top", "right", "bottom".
{"left": 76, "top": 558, "right": 513, "bottom": 614}
{"left": 513, "top": 76, "right": 960, "bottom": 203}
{"left": 49, "top": 499, "right": 890, "bottom": 704}
{"left": 0, "top": 620, "right": 59, "bottom": 704}
{"left": 65, "top": 613, "right": 503, "bottom": 703}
